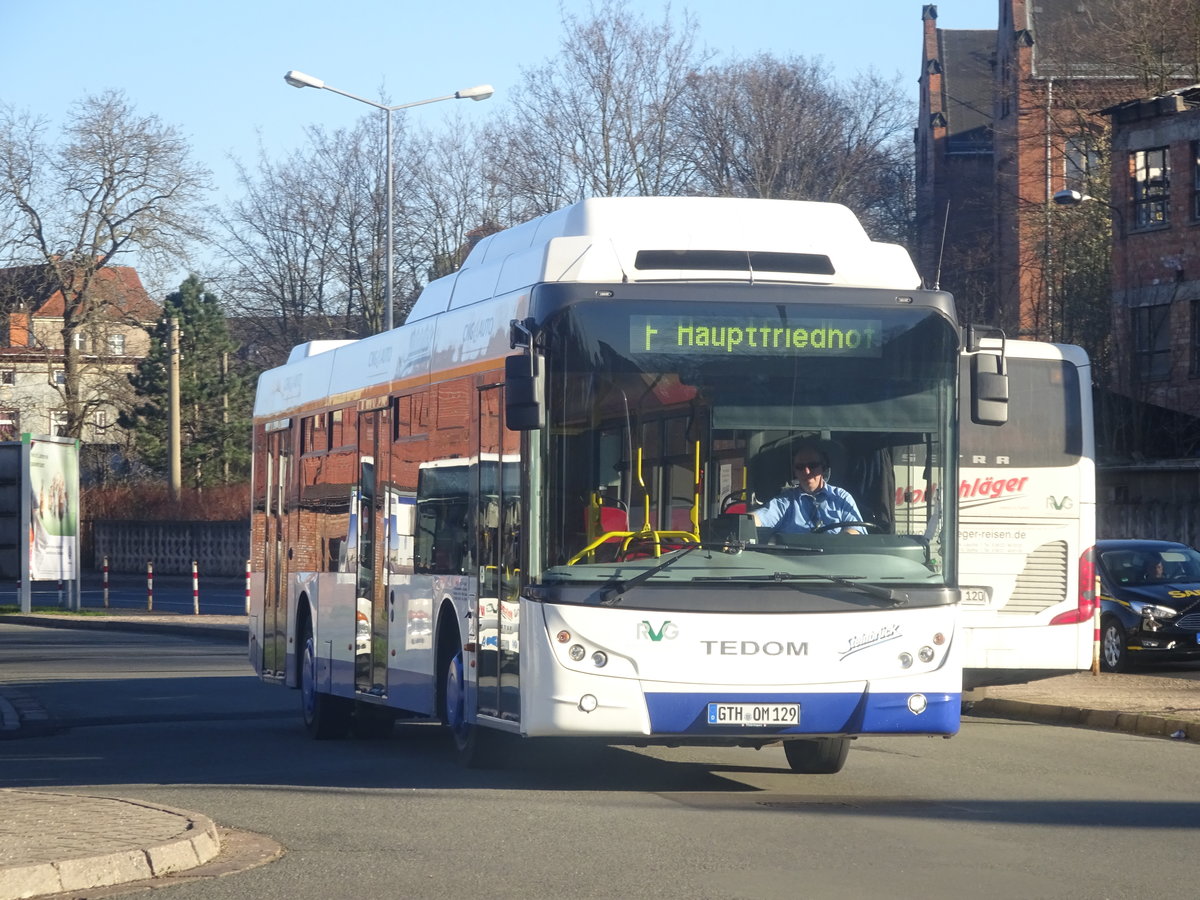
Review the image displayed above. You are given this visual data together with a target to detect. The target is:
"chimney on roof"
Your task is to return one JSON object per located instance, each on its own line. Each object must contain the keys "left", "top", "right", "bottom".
{"left": 6, "top": 312, "right": 29, "bottom": 348}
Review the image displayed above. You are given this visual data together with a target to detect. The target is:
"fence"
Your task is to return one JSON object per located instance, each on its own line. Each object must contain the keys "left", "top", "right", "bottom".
{"left": 1098, "top": 500, "right": 1200, "bottom": 547}
{"left": 91, "top": 521, "right": 249, "bottom": 575}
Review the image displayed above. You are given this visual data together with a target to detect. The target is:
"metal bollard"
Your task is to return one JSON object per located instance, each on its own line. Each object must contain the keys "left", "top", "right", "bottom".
{"left": 245, "top": 559, "right": 251, "bottom": 615}
{"left": 102, "top": 556, "right": 110, "bottom": 608}
{"left": 147, "top": 560, "right": 154, "bottom": 611}
{"left": 192, "top": 560, "right": 199, "bottom": 615}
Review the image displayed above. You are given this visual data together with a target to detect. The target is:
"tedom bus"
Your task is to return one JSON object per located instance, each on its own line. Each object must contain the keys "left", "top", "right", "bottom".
{"left": 249, "top": 197, "right": 1008, "bottom": 774}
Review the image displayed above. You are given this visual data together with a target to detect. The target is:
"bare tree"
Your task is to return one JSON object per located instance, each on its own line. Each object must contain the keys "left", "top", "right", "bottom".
{"left": 0, "top": 90, "right": 209, "bottom": 438}
{"left": 398, "top": 119, "right": 510, "bottom": 314}
{"left": 485, "top": 0, "right": 706, "bottom": 215}
{"left": 678, "top": 57, "right": 915, "bottom": 243}
{"left": 214, "top": 120, "right": 386, "bottom": 360}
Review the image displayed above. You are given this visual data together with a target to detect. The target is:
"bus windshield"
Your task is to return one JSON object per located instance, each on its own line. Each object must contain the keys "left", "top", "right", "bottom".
{"left": 535, "top": 298, "right": 959, "bottom": 602}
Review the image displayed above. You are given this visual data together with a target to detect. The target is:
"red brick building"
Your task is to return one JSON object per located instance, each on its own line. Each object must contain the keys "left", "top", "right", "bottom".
{"left": 1105, "top": 86, "right": 1200, "bottom": 424}
{"left": 917, "top": 1, "right": 1195, "bottom": 338}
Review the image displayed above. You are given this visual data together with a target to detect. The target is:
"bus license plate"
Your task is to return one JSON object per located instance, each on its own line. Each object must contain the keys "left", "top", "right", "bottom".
{"left": 707, "top": 703, "right": 799, "bottom": 726}
{"left": 961, "top": 586, "right": 992, "bottom": 606}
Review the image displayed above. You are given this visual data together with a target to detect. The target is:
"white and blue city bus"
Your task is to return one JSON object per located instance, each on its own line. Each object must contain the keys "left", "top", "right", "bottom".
{"left": 250, "top": 197, "right": 1007, "bottom": 773}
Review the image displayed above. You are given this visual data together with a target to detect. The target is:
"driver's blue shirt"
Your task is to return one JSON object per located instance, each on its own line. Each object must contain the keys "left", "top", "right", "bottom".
{"left": 754, "top": 484, "right": 863, "bottom": 534}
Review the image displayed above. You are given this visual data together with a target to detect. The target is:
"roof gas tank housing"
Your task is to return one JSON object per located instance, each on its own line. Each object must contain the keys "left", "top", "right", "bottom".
{"left": 407, "top": 196, "right": 921, "bottom": 321}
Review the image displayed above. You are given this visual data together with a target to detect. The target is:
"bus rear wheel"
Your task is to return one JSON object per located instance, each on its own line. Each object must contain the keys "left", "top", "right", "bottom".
{"left": 783, "top": 737, "right": 850, "bottom": 774}
{"left": 301, "top": 624, "right": 352, "bottom": 739}
{"left": 443, "top": 648, "right": 482, "bottom": 765}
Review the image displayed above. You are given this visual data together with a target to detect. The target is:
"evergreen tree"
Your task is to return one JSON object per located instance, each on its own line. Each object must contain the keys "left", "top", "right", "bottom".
{"left": 122, "top": 276, "right": 251, "bottom": 486}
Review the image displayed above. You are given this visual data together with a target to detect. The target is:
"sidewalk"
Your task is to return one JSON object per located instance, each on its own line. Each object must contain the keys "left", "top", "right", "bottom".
{"left": 1, "top": 611, "right": 1199, "bottom": 900}
{"left": 968, "top": 668, "right": 1200, "bottom": 740}
{"left": 0, "top": 790, "right": 220, "bottom": 900}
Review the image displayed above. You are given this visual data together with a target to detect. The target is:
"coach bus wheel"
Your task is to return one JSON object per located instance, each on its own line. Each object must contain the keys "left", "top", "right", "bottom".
{"left": 1100, "top": 617, "right": 1129, "bottom": 673}
{"left": 301, "top": 625, "right": 352, "bottom": 739}
{"left": 783, "top": 737, "right": 850, "bottom": 774}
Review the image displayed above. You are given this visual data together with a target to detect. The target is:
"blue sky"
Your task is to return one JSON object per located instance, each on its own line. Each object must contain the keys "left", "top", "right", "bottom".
{"left": 0, "top": 0, "right": 998, "bottom": 290}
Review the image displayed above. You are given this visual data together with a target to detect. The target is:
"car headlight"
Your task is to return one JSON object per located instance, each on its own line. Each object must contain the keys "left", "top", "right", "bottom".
{"left": 1137, "top": 603, "right": 1178, "bottom": 619}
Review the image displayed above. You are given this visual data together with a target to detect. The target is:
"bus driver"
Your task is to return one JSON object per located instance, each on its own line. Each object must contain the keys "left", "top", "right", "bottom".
{"left": 753, "top": 443, "right": 864, "bottom": 535}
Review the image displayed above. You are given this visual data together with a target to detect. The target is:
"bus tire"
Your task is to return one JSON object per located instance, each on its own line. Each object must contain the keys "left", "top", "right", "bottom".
{"left": 301, "top": 625, "right": 352, "bottom": 739}
{"left": 783, "top": 737, "right": 850, "bottom": 774}
{"left": 442, "top": 647, "right": 490, "bottom": 766}
{"left": 1100, "top": 616, "right": 1129, "bottom": 673}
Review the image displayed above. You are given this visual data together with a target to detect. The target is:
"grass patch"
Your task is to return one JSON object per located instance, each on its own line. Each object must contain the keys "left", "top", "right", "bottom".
{"left": 0, "top": 606, "right": 109, "bottom": 616}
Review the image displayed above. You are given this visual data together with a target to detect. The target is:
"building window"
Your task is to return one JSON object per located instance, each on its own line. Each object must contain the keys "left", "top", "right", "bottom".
{"left": 1064, "top": 136, "right": 1099, "bottom": 192}
{"left": 1132, "top": 304, "right": 1172, "bottom": 382}
{"left": 1193, "top": 141, "right": 1200, "bottom": 222}
{"left": 72, "top": 332, "right": 87, "bottom": 352}
{"left": 0, "top": 410, "right": 18, "bottom": 441}
{"left": 94, "top": 409, "right": 107, "bottom": 430}
{"left": 0, "top": 369, "right": 13, "bottom": 385}
{"left": 52, "top": 369, "right": 66, "bottom": 385}
{"left": 49, "top": 410, "right": 69, "bottom": 437}
{"left": 1131, "top": 147, "right": 1169, "bottom": 229}
{"left": 107, "top": 333, "right": 126, "bottom": 356}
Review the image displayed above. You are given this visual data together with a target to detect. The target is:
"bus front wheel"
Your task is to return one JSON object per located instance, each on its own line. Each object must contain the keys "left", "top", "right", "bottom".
{"left": 783, "top": 737, "right": 850, "bottom": 774}
{"left": 301, "top": 625, "right": 352, "bottom": 739}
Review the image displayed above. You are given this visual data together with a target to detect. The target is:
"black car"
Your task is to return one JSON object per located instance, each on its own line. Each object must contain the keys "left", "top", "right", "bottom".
{"left": 1095, "top": 539, "right": 1200, "bottom": 672}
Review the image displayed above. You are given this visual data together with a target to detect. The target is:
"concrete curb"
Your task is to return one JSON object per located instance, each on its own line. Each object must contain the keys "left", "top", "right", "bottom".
{"left": 968, "top": 698, "right": 1200, "bottom": 742}
{"left": 0, "top": 793, "right": 221, "bottom": 900}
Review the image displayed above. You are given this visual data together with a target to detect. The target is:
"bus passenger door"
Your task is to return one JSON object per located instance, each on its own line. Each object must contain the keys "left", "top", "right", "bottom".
{"left": 356, "top": 408, "right": 388, "bottom": 695}
{"left": 477, "top": 383, "right": 520, "bottom": 723}
{"left": 262, "top": 426, "right": 290, "bottom": 678}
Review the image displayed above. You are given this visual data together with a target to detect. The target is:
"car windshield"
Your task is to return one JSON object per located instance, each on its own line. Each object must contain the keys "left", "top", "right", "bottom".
{"left": 1100, "top": 546, "right": 1200, "bottom": 586}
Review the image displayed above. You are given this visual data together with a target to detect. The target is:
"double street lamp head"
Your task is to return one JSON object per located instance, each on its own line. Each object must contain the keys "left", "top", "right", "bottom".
{"left": 282, "top": 69, "right": 494, "bottom": 334}
{"left": 283, "top": 70, "right": 494, "bottom": 111}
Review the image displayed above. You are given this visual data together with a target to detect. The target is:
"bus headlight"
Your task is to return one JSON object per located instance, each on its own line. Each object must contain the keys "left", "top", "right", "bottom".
{"left": 918, "top": 646, "right": 935, "bottom": 663}
{"left": 898, "top": 652, "right": 913, "bottom": 668}
{"left": 569, "top": 644, "right": 586, "bottom": 661}
{"left": 907, "top": 693, "right": 928, "bottom": 714}
{"left": 591, "top": 651, "right": 608, "bottom": 668}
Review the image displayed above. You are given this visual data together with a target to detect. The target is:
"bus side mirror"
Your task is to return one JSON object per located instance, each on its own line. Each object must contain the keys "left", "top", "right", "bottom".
{"left": 970, "top": 352, "right": 1008, "bottom": 426}
{"left": 505, "top": 353, "right": 542, "bottom": 431}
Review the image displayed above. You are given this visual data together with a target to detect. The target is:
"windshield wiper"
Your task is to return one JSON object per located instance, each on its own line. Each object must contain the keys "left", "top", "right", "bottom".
{"left": 694, "top": 572, "right": 907, "bottom": 607}
{"left": 588, "top": 544, "right": 705, "bottom": 606}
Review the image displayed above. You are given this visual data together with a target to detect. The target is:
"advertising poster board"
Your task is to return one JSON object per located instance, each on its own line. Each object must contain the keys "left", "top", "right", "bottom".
{"left": 0, "top": 435, "right": 82, "bottom": 612}
{"left": 29, "top": 436, "right": 80, "bottom": 582}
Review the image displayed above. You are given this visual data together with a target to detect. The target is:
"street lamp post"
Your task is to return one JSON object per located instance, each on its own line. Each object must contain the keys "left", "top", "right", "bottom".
{"left": 284, "top": 70, "right": 494, "bottom": 332}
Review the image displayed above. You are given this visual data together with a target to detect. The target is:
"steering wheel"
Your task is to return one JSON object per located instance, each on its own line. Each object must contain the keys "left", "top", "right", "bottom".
{"left": 810, "top": 520, "right": 880, "bottom": 534}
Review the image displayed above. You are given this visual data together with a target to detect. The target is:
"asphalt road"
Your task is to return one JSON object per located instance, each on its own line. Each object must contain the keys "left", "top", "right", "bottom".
{"left": 2, "top": 623, "right": 1199, "bottom": 899}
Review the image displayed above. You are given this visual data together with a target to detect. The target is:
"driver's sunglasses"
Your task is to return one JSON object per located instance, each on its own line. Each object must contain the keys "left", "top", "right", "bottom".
{"left": 794, "top": 460, "right": 825, "bottom": 473}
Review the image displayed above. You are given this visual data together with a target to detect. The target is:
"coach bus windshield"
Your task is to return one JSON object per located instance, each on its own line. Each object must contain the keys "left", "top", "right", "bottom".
{"left": 535, "top": 297, "right": 959, "bottom": 604}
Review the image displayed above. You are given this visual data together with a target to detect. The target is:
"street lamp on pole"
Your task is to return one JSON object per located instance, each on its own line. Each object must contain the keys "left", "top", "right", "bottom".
{"left": 1052, "top": 189, "right": 1124, "bottom": 233}
{"left": 284, "top": 70, "right": 494, "bottom": 332}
